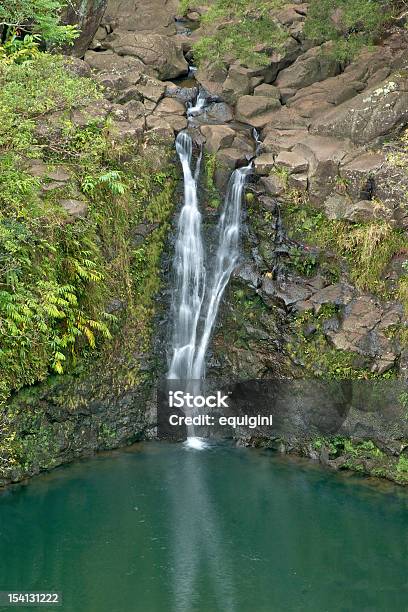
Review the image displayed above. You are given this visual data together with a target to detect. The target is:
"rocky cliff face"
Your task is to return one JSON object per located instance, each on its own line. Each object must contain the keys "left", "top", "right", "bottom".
{"left": 2, "top": 0, "right": 407, "bottom": 485}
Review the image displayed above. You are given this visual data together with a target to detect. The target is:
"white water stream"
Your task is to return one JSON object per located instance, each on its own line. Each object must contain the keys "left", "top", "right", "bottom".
{"left": 167, "top": 130, "right": 251, "bottom": 446}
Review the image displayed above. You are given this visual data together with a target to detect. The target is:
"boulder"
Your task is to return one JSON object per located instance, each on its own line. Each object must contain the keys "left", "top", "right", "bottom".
{"left": 144, "top": 125, "right": 175, "bottom": 145}
{"left": 254, "top": 154, "right": 275, "bottom": 176}
{"left": 146, "top": 115, "right": 187, "bottom": 132}
{"left": 312, "top": 75, "right": 408, "bottom": 145}
{"left": 110, "top": 119, "right": 145, "bottom": 142}
{"left": 84, "top": 50, "right": 146, "bottom": 75}
{"left": 200, "top": 125, "right": 236, "bottom": 153}
{"left": 254, "top": 84, "right": 281, "bottom": 100}
{"left": 215, "top": 148, "right": 250, "bottom": 189}
{"left": 153, "top": 98, "right": 186, "bottom": 116}
{"left": 195, "top": 62, "right": 228, "bottom": 97}
{"left": 235, "top": 95, "right": 281, "bottom": 128}
{"left": 165, "top": 84, "right": 198, "bottom": 104}
{"left": 191, "top": 102, "right": 234, "bottom": 125}
{"left": 123, "top": 100, "right": 146, "bottom": 120}
{"left": 275, "top": 150, "right": 308, "bottom": 174}
{"left": 136, "top": 77, "right": 166, "bottom": 102}
{"left": 261, "top": 128, "right": 308, "bottom": 155}
{"left": 275, "top": 44, "right": 341, "bottom": 91}
{"left": 105, "top": 31, "right": 188, "bottom": 80}
{"left": 222, "top": 65, "right": 252, "bottom": 103}
{"left": 59, "top": 199, "right": 88, "bottom": 220}
{"left": 293, "top": 134, "right": 349, "bottom": 203}
{"left": 327, "top": 297, "right": 402, "bottom": 373}
{"left": 260, "top": 175, "right": 286, "bottom": 198}
{"left": 70, "top": 100, "right": 113, "bottom": 127}
{"left": 102, "top": 0, "right": 177, "bottom": 35}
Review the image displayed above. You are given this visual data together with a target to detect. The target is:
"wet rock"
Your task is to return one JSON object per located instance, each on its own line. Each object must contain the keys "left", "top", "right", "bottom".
{"left": 165, "top": 84, "right": 198, "bottom": 104}
{"left": 234, "top": 263, "right": 262, "bottom": 288}
{"left": 260, "top": 174, "right": 286, "bottom": 198}
{"left": 296, "top": 283, "right": 354, "bottom": 312}
{"left": 254, "top": 154, "right": 275, "bottom": 176}
{"left": 192, "top": 102, "right": 234, "bottom": 125}
{"left": 262, "top": 276, "right": 312, "bottom": 308}
{"left": 200, "top": 125, "right": 236, "bottom": 153}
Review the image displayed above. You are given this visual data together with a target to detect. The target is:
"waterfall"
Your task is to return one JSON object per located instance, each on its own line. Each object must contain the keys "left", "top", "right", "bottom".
{"left": 187, "top": 90, "right": 207, "bottom": 117}
{"left": 168, "top": 132, "right": 206, "bottom": 381}
{"left": 167, "top": 130, "right": 251, "bottom": 446}
{"left": 191, "top": 165, "right": 251, "bottom": 380}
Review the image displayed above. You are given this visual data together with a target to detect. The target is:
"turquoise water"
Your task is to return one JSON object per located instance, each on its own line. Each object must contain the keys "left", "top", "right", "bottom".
{"left": 0, "top": 442, "right": 407, "bottom": 611}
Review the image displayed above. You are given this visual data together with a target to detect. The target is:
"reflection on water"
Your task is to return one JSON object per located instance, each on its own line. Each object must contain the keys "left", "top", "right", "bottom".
{"left": 0, "top": 442, "right": 407, "bottom": 612}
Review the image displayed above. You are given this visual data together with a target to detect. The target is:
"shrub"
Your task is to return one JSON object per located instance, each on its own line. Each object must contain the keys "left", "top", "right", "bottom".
{"left": 191, "top": 0, "right": 287, "bottom": 68}
{"left": 0, "top": 0, "right": 79, "bottom": 46}
{"left": 304, "top": 0, "right": 393, "bottom": 60}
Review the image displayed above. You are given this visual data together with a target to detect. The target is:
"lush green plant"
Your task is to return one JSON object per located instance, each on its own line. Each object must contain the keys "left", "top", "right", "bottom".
{"left": 0, "top": 53, "right": 178, "bottom": 406}
{"left": 288, "top": 305, "right": 376, "bottom": 379}
{"left": 191, "top": 0, "right": 287, "bottom": 68}
{"left": 288, "top": 246, "right": 318, "bottom": 277}
{"left": 0, "top": 0, "right": 79, "bottom": 46}
{"left": 0, "top": 54, "right": 101, "bottom": 151}
{"left": 283, "top": 200, "right": 407, "bottom": 301}
{"left": 204, "top": 153, "right": 221, "bottom": 209}
{"left": 0, "top": 33, "right": 41, "bottom": 64}
{"left": 304, "top": 0, "right": 392, "bottom": 60}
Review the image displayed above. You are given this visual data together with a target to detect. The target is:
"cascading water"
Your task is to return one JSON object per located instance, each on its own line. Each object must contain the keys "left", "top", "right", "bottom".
{"left": 187, "top": 90, "right": 207, "bottom": 117}
{"left": 168, "top": 132, "right": 206, "bottom": 381}
{"left": 167, "top": 126, "right": 251, "bottom": 448}
{"left": 191, "top": 164, "right": 251, "bottom": 380}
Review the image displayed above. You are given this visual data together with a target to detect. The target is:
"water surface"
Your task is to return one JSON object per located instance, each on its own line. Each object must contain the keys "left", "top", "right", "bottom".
{"left": 0, "top": 442, "right": 407, "bottom": 611}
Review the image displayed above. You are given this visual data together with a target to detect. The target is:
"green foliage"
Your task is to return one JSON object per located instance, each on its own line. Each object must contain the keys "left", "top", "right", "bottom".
{"left": 288, "top": 305, "right": 375, "bottom": 379}
{"left": 288, "top": 246, "right": 318, "bottom": 277}
{"left": 0, "top": 0, "right": 79, "bottom": 46}
{"left": 191, "top": 0, "right": 287, "bottom": 68}
{"left": 0, "top": 33, "right": 41, "bottom": 64}
{"left": 283, "top": 199, "right": 407, "bottom": 300}
{"left": 204, "top": 153, "right": 221, "bottom": 209}
{"left": 0, "top": 53, "right": 177, "bottom": 406}
{"left": 179, "top": 0, "right": 191, "bottom": 15}
{"left": 304, "top": 0, "right": 392, "bottom": 61}
{"left": 397, "top": 455, "right": 408, "bottom": 474}
{"left": 0, "top": 54, "right": 101, "bottom": 151}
